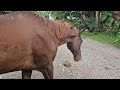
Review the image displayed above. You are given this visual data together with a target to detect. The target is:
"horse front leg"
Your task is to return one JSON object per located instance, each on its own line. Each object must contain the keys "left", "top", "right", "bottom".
{"left": 36, "top": 62, "right": 53, "bottom": 79}
{"left": 33, "top": 55, "right": 54, "bottom": 79}
{"left": 40, "top": 63, "right": 53, "bottom": 79}
{"left": 22, "top": 70, "right": 32, "bottom": 79}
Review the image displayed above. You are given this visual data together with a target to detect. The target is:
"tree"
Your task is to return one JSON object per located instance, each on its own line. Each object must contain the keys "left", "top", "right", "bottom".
{"left": 96, "top": 11, "right": 100, "bottom": 29}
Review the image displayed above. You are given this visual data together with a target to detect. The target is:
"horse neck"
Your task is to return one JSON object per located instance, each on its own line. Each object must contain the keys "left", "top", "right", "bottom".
{"left": 42, "top": 19, "right": 77, "bottom": 46}
{"left": 51, "top": 27, "right": 69, "bottom": 46}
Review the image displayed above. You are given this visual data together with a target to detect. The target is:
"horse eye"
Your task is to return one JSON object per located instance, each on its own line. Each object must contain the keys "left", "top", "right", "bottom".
{"left": 70, "top": 27, "right": 73, "bottom": 29}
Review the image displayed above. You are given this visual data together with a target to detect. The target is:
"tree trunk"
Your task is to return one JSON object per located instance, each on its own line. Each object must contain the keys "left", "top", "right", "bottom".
{"left": 96, "top": 11, "right": 100, "bottom": 29}
{"left": 88, "top": 11, "right": 96, "bottom": 18}
{"left": 112, "top": 11, "right": 120, "bottom": 21}
{"left": 82, "top": 15, "right": 86, "bottom": 19}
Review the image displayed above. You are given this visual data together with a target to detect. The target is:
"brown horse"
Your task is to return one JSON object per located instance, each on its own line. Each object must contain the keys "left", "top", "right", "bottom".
{"left": 0, "top": 11, "right": 85, "bottom": 79}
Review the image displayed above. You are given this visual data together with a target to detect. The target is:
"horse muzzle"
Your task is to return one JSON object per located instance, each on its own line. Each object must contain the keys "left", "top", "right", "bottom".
{"left": 74, "top": 55, "right": 81, "bottom": 61}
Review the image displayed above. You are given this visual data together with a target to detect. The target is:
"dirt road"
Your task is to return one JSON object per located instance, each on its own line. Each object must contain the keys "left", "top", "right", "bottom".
{"left": 1, "top": 37, "right": 120, "bottom": 79}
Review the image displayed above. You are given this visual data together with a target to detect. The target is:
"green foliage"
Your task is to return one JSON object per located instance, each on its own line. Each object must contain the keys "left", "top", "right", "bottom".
{"left": 52, "top": 11, "right": 119, "bottom": 30}
{"left": 35, "top": 11, "right": 47, "bottom": 17}
{"left": 82, "top": 32, "right": 120, "bottom": 48}
{"left": 35, "top": 11, "right": 50, "bottom": 18}
{"left": 52, "top": 11, "right": 96, "bottom": 31}
{"left": 113, "top": 32, "right": 120, "bottom": 47}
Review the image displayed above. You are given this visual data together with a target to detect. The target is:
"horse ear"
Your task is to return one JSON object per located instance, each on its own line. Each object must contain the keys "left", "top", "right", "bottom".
{"left": 69, "top": 30, "right": 77, "bottom": 37}
{"left": 80, "top": 28, "right": 86, "bottom": 34}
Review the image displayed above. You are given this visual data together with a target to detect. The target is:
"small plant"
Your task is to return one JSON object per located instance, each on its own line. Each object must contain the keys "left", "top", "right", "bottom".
{"left": 113, "top": 32, "right": 120, "bottom": 47}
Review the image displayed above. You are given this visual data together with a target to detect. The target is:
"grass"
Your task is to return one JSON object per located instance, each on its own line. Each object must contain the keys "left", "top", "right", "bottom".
{"left": 82, "top": 32, "right": 120, "bottom": 48}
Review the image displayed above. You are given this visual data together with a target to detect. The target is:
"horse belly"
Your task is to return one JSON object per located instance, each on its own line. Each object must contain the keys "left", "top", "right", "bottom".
{"left": 0, "top": 38, "right": 36, "bottom": 74}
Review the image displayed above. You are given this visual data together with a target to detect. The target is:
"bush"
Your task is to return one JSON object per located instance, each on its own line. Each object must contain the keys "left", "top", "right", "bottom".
{"left": 71, "top": 18, "right": 97, "bottom": 32}
{"left": 113, "top": 32, "right": 120, "bottom": 47}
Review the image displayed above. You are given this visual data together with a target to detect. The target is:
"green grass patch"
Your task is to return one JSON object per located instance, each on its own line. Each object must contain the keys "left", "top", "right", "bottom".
{"left": 82, "top": 32, "right": 120, "bottom": 48}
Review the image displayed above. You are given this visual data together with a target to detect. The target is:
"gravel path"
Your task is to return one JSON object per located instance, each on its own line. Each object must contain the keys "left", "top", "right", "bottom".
{"left": 1, "top": 37, "right": 120, "bottom": 79}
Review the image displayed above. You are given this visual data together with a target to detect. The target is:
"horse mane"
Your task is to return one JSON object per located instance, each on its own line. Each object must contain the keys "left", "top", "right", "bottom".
{"left": 21, "top": 12, "right": 75, "bottom": 39}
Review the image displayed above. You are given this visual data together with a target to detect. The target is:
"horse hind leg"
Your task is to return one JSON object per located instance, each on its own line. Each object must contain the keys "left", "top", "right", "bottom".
{"left": 22, "top": 70, "right": 32, "bottom": 79}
